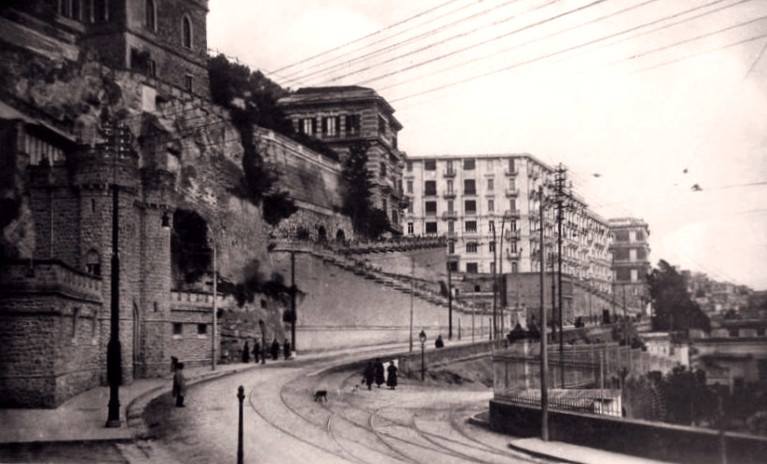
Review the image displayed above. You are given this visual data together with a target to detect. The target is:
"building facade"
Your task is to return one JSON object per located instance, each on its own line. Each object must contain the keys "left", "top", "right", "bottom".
{"left": 402, "top": 155, "right": 612, "bottom": 293}
{"left": 2, "top": 0, "right": 210, "bottom": 97}
{"left": 277, "top": 86, "right": 407, "bottom": 234}
{"left": 608, "top": 217, "right": 651, "bottom": 312}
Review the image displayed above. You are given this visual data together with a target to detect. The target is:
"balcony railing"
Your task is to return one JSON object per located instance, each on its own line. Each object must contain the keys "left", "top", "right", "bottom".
{"left": 505, "top": 167, "right": 518, "bottom": 176}
{"left": 464, "top": 189, "right": 477, "bottom": 196}
{"left": 504, "top": 209, "right": 521, "bottom": 218}
{"left": 424, "top": 190, "right": 438, "bottom": 197}
{"left": 505, "top": 188, "right": 519, "bottom": 197}
{"left": 505, "top": 229, "right": 521, "bottom": 240}
{"left": 506, "top": 249, "right": 522, "bottom": 259}
{"left": 444, "top": 168, "right": 456, "bottom": 177}
{"left": 442, "top": 211, "right": 458, "bottom": 220}
{"left": 443, "top": 190, "right": 456, "bottom": 199}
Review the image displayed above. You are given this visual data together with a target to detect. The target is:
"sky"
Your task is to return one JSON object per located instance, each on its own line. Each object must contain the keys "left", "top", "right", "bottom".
{"left": 208, "top": 0, "right": 767, "bottom": 289}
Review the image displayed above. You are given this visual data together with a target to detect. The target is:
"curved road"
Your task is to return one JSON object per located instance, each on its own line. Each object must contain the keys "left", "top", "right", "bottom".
{"left": 143, "top": 351, "right": 553, "bottom": 464}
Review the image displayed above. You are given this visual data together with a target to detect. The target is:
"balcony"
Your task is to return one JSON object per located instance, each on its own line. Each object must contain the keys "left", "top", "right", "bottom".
{"left": 464, "top": 209, "right": 478, "bottom": 217}
{"left": 505, "top": 167, "right": 519, "bottom": 176}
{"left": 504, "top": 209, "right": 521, "bottom": 219}
{"left": 447, "top": 231, "right": 458, "bottom": 240}
{"left": 424, "top": 190, "right": 438, "bottom": 197}
{"left": 443, "top": 190, "right": 456, "bottom": 199}
{"left": 505, "top": 229, "right": 521, "bottom": 240}
{"left": 442, "top": 211, "right": 458, "bottom": 220}
{"left": 443, "top": 168, "right": 456, "bottom": 178}
{"left": 505, "top": 188, "right": 519, "bottom": 197}
{"left": 464, "top": 190, "right": 477, "bottom": 196}
{"left": 506, "top": 249, "right": 522, "bottom": 259}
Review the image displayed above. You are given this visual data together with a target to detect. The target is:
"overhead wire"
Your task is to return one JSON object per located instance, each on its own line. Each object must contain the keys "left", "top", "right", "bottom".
{"left": 270, "top": 0, "right": 466, "bottom": 75}
{"left": 286, "top": 0, "right": 530, "bottom": 84}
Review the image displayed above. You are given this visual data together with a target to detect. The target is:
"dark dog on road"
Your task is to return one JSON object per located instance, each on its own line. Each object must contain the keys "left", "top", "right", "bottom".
{"left": 313, "top": 390, "right": 328, "bottom": 402}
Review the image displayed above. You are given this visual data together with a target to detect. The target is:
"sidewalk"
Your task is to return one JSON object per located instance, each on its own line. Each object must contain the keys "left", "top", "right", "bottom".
{"left": 508, "top": 438, "right": 674, "bottom": 464}
{"left": 0, "top": 339, "right": 431, "bottom": 446}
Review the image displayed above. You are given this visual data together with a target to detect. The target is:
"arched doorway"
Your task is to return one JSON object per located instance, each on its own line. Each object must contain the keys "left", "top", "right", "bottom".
{"left": 335, "top": 229, "right": 346, "bottom": 243}
{"left": 317, "top": 225, "right": 327, "bottom": 242}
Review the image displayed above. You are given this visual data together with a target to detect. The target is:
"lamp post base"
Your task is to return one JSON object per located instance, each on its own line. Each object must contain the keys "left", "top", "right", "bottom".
{"left": 105, "top": 419, "right": 122, "bottom": 428}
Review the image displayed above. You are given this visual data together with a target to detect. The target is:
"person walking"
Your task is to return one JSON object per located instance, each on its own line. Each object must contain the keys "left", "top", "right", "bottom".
{"left": 374, "top": 358, "right": 385, "bottom": 388}
{"left": 252, "top": 339, "right": 260, "bottom": 364}
{"left": 242, "top": 341, "right": 251, "bottom": 363}
{"left": 386, "top": 361, "right": 398, "bottom": 390}
{"left": 173, "top": 362, "right": 187, "bottom": 407}
{"left": 283, "top": 338, "right": 291, "bottom": 360}
{"left": 271, "top": 338, "right": 280, "bottom": 361}
{"left": 435, "top": 334, "right": 445, "bottom": 349}
{"left": 362, "top": 362, "right": 375, "bottom": 390}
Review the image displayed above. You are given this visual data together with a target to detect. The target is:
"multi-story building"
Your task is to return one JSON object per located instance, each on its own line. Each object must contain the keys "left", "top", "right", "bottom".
{"left": 2, "top": 0, "right": 211, "bottom": 97}
{"left": 277, "top": 86, "right": 406, "bottom": 234}
{"left": 609, "top": 217, "right": 651, "bottom": 312}
{"left": 402, "top": 155, "right": 612, "bottom": 289}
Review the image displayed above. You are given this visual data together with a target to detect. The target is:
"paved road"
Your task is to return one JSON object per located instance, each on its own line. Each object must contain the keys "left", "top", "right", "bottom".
{"left": 144, "top": 352, "right": 554, "bottom": 464}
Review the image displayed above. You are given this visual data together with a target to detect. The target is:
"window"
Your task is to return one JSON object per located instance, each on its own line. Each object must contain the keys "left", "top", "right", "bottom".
{"left": 406, "top": 161, "right": 413, "bottom": 172}
{"left": 464, "top": 200, "right": 476, "bottom": 214}
{"left": 345, "top": 114, "right": 361, "bottom": 135}
{"left": 380, "top": 162, "right": 387, "bottom": 178}
{"left": 424, "top": 180, "right": 437, "bottom": 196}
{"left": 197, "top": 324, "right": 207, "bottom": 336}
{"left": 512, "top": 262, "right": 518, "bottom": 273}
{"left": 148, "top": 59, "right": 157, "bottom": 78}
{"left": 446, "top": 180, "right": 454, "bottom": 193}
{"left": 406, "top": 180, "right": 413, "bottom": 193}
{"left": 509, "top": 198, "right": 517, "bottom": 211}
{"left": 425, "top": 201, "right": 437, "bottom": 215}
{"left": 488, "top": 199, "right": 494, "bottom": 212}
{"left": 85, "top": 249, "right": 101, "bottom": 276}
{"left": 613, "top": 249, "right": 629, "bottom": 260}
{"left": 616, "top": 268, "right": 631, "bottom": 281}
{"left": 759, "top": 360, "right": 767, "bottom": 381}
{"left": 407, "top": 222, "right": 414, "bottom": 234}
{"left": 490, "top": 262, "right": 495, "bottom": 274}
{"left": 93, "top": 0, "right": 109, "bottom": 22}
{"left": 728, "top": 328, "right": 739, "bottom": 337}
{"left": 466, "top": 242, "right": 478, "bottom": 253}
{"left": 425, "top": 222, "right": 438, "bottom": 234}
{"left": 261, "top": 299, "right": 267, "bottom": 308}
{"left": 182, "top": 16, "right": 193, "bottom": 48}
{"left": 407, "top": 202, "right": 413, "bottom": 214}
{"left": 145, "top": 0, "right": 156, "bottom": 31}
{"left": 322, "top": 116, "right": 339, "bottom": 137}
{"left": 614, "top": 231, "right": 629, "bottom": 242}
{"left": 59, "top": 0, "right": 82, "bottom": 20}
{"left": 508, "top": 158, "right": 515, "bottom": 172}
{"left": 487, "top": 178, "right": 494, "bottom": 191}
{"left": 636, "top": 230, "right": 645, "bottom": 241}
{"left": 488, "top": 220, "right": 494, "bottom": 232}
{"left": 465, "top": 221, "right": 477, "bottom": 233}
{"left": 448, "top": 241, "right": 455, "bottom": 254}
{"left": 172, "top": 323, "right": 183, "bottom": 336}
{"left": 466, "top": 262, "right": 478, "bottom": 273}
{"left": 301, "top": 118, "right": 316, "bottom": 135}
{"left": 464, "top": 179, "right": 476, "bottom": 195}
{"left": 463, "top": 159, "right": 475, "bottom": 170}
{"left": 510, "top": 240, "right": 518, "bottom": 253}
{"left": 489, "top": 242, "right": 495, "bottom": 252}
{"left": 184, "top": 74, "right": 193, "bottom": 92}
{"left": 448, "top": 261, "right": 458, "bottom": 272}
{"left": 424, "top": 160, "right": 436, "bottom": 171}
{"left": 447, "top": 200, "right": 454, "bottom": 212}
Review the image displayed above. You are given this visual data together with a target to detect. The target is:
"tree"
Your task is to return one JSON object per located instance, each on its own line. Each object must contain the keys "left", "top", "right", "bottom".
{"left": 647, "top": 260, "right": 710, "bottom": 332}
{"left": 368, "top": 208, "right": 391, "bottom": 239}
{"left": 655, "top": 366, "right": 716, "bottom": 426}
{"left": 341, "top": 142, "right": 374, "bottom": 235}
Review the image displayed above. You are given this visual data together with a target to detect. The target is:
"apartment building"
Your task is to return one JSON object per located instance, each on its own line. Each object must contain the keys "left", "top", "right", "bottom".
{"left": 402, "top": 155, "right": 612, "bottom": 294}
{"left": 277, "top": 86, "right": 406, "bottom": 234}
{"left": 609, "top": 217, "right": 651, "bottom": 311}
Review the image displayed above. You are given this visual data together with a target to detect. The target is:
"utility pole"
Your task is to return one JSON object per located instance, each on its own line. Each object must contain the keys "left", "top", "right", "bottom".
{"left": 553, "top": 164, "right": 567, "bottom": 388}
{"left": 211, "top": 236, "right": 217, "bottom": 370}
{"left": 537, "top": 185, "right": 549, "bottom": 441}
{"left": 105, "top": 120, "right": 127, "bottom": 428}
{"left": 409, "top": 256, "right": 414, "bottom": 353}
{"left": 491, "top": 222, "right": 498, "bottom": 341}
{"left": 447, "top": 257, "right": 453, "bottom": 340}
{"left": 290, "top": 250, "right": 297, "bottom": 353}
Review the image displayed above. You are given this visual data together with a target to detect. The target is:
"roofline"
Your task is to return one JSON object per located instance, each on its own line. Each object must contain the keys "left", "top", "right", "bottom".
{"left": 404, "top": 153, "right": 554, "bottom": 172}
{"left": 277, "top": 89, "right": 403, "bottom": 130}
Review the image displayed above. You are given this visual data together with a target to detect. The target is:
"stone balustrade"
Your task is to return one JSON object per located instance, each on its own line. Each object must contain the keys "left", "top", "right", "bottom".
{"left": 0, "top": 259, "right": 101, "bottom": 302}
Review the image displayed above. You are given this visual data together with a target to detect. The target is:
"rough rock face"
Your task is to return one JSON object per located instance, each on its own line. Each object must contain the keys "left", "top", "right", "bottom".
{"left": 0, "top": 45, "right": 277, "bottom": 287}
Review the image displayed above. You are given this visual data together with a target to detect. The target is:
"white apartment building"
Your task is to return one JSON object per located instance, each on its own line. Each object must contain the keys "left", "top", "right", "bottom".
{"left": 402, "top": 154, "right": 612, "bottom": 293}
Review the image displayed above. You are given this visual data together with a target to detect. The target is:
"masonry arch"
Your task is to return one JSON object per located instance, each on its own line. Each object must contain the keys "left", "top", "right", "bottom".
{"left": 85, "top": 249, "right": 101, "bottom": 277}
{"left": 317, "top": 225, "right": 327, "bottom": 242}
{"left": 335, "top": 229, "right": 346, "bottom": 243}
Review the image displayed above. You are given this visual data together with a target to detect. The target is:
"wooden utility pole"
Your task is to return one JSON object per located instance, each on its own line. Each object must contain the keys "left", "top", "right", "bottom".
{"left": 538, "top": 185, "right": 549, "bottom": 441}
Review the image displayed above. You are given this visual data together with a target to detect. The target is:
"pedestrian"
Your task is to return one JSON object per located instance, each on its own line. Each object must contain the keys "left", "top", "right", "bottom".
{"left": 374, "top": 358, "right": 385, "bottom": 388}
{"left": 435, "top": 334, "right": 444, "bottom": 349}
{"left": 362, "top": 362, "right": 375, "bottom": 390}
{"left": 283, "top": 338, "right": 291, "bottom": 360}
{"left": 171, "top": 356, "right": 179, "bottom": 398}
{"left": 271, "top": 338, "right": 280, "bottom": 361}
{"left": 242, "top": 341, "right": 251, "bottom": 363}
{"left": 386, "top": 361, "right": 398, "bottom": 390}
{"left": 252, "top": 339, "right": 260, "bottom": 364}
{"left": 173, "top": 362, "right": 187, "bottom": 407}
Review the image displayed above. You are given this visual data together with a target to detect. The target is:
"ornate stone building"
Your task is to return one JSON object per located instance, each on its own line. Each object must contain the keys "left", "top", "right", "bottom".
{"left": 277, "top": 86, "right": 407, "bottom": 234}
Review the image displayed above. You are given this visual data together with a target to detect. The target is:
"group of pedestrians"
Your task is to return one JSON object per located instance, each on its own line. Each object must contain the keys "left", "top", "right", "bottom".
{"left": 362, "top": 358, "right": 398, "bottom": 390}
{"left": 242, "top": 338, "right": 291, "bottom": 364}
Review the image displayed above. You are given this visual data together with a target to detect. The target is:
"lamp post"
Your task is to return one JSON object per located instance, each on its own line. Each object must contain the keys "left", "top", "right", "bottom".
{"left": 537, "top": 185, "right": 549, "bottom": 441}
{"left": 418, "top": 330, "right": 427, "bottom": 381}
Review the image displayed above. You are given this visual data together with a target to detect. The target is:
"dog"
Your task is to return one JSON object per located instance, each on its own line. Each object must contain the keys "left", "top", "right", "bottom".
{"left": 313, "top": 390, "right": 328, "bottom": 402}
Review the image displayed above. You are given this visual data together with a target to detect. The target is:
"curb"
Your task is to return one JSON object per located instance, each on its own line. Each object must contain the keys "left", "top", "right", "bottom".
{"left": 506, "top": 442, "right": 583, "bottom": 464}
{"left": 126, "top": 364, "right": 262, "bottom": 440}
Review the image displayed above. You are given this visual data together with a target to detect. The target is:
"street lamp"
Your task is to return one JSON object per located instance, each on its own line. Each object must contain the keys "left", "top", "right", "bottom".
{"left": 418, "top": 330, "right": 427, "bottom": 381}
